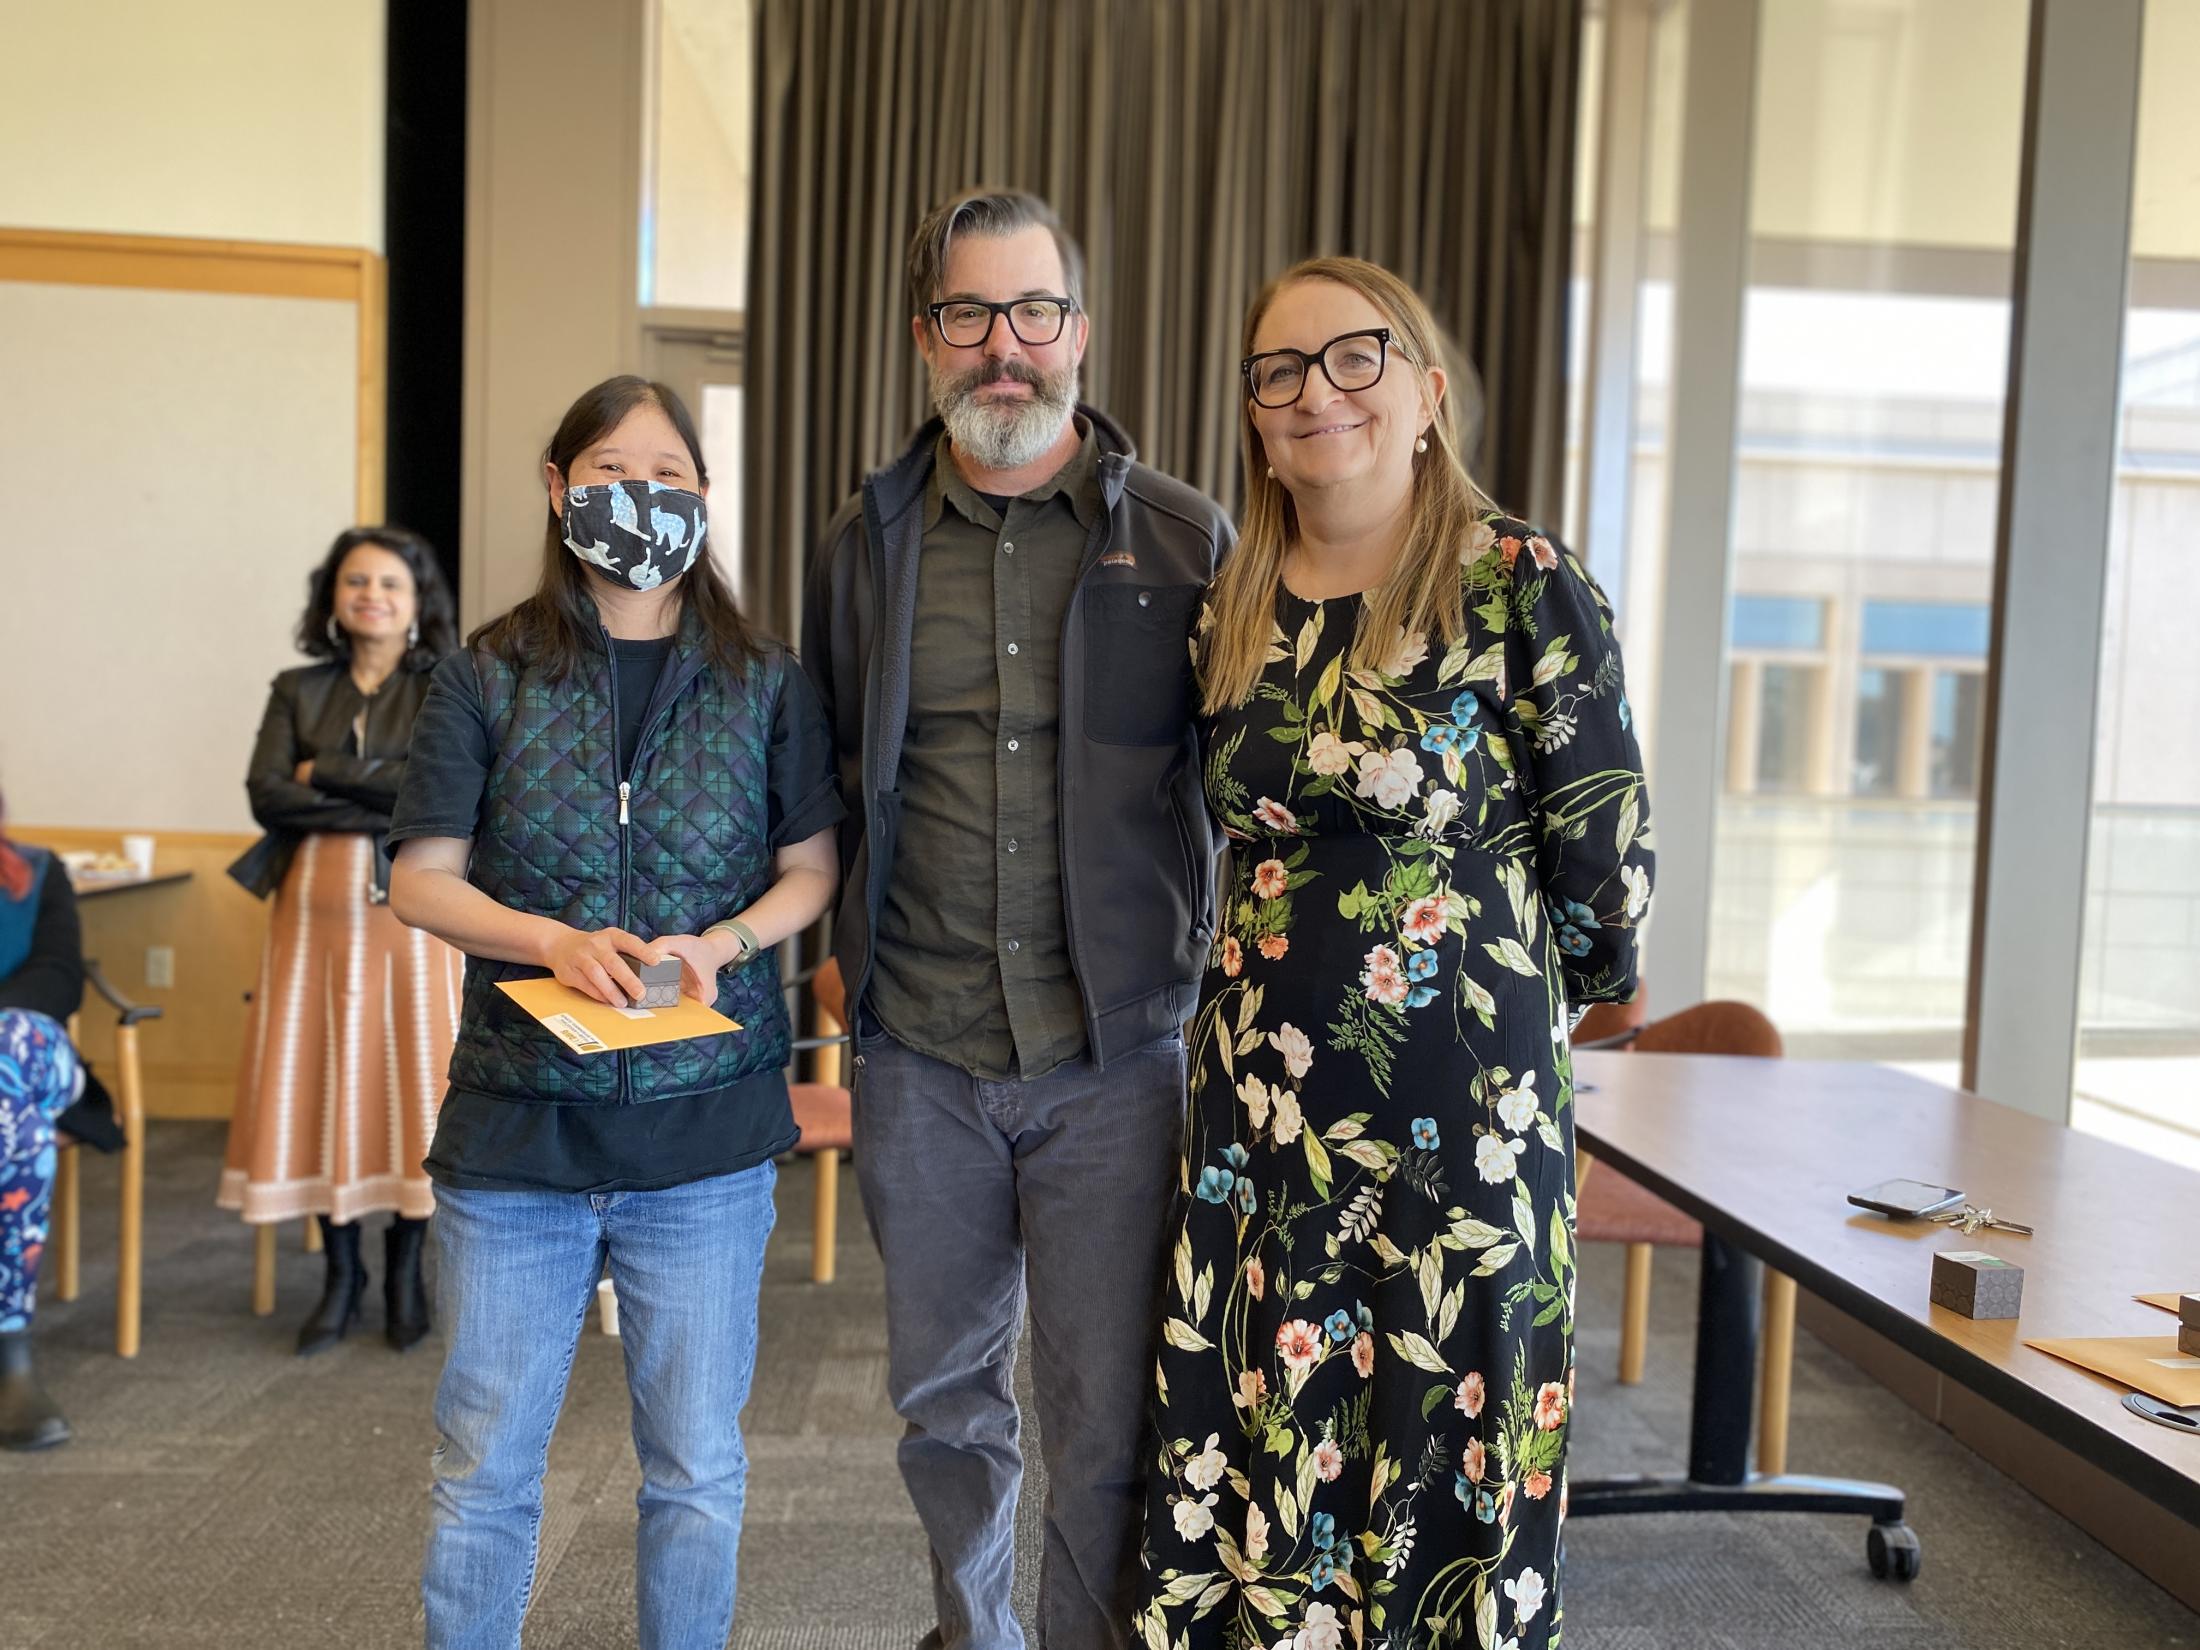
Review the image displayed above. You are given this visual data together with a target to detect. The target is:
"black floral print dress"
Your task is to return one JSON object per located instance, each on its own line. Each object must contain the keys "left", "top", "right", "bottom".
{"left": 1136, "top": 518, "right": 1653, "bottom": 1650}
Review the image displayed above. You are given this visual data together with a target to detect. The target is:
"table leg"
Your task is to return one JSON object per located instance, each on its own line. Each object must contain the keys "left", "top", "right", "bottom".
{"left": 1689, "top": 1231, "right": 1761, "bottom": 1483}
{"left": 1568, "top": 1231, "right": 1919, "bottom": 1580}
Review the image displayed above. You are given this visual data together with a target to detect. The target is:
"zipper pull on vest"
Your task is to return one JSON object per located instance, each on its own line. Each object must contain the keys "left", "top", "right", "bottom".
{"left": 618, "top": 781, "right": 631, "bottom": 825}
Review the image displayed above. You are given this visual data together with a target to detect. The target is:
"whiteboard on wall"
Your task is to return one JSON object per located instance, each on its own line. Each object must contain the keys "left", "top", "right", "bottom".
{"left": 0, "top": 280, "right": 358, "bottom": 832}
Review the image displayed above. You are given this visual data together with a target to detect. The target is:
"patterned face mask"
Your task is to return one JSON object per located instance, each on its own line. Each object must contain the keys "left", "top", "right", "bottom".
{"left": 559, "top": 479, "right": 708, "bottom": 591}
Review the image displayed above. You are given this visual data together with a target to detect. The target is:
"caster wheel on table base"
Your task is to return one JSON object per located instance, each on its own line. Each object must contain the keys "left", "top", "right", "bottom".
{"left": 1868, "top": 1520, "right": 1921, "bottom": 1581}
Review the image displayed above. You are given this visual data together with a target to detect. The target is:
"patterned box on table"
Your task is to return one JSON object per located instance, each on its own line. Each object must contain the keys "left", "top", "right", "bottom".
{"left": 1930, "top": 1250, "right": 2024, "bottom": 1320}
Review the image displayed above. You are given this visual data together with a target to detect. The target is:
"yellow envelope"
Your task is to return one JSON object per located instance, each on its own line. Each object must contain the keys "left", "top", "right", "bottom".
{"left": 2025, "top": 1335, "right": 2200, "bottom": 1407}
{"left": 496, "top": 976, "right": 742, "bottom": 1056}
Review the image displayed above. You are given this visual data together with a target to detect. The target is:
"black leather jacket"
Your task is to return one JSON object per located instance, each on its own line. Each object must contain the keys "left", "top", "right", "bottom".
{"left": 227, "top": 661, "right": 437, "bottom": 903}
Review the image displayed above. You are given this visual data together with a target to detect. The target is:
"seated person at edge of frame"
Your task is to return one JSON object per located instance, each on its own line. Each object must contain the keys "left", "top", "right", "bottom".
{"left": 0, "top": 792, "right": 126, "bottom": 1451}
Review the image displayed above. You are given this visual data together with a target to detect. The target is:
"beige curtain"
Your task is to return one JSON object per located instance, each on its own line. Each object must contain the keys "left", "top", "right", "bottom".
{"left": 744, "top": 0, "right": 1582, "bottom": 640}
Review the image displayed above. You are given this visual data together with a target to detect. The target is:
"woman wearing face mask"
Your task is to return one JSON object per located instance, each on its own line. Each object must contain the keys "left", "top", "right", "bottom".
{"left": 1134, "top": 261, "right": 1652, "bottom": 1650}
{"left": 388, "top": 376, "right": 841, "bottom": 1650}
{"left": 221, "top": 526, "right": 463, "bottom": 1356}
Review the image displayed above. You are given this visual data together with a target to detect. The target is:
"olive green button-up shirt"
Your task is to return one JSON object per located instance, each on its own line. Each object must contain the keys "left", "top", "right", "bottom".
{"left": 867, "top": 424, "right": 1101, "bottom": 1080}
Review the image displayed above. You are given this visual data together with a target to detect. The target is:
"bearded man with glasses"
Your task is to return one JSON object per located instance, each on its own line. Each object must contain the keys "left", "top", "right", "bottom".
{"left": 801, "top": 189, "right": 1235, "bottom": 1649}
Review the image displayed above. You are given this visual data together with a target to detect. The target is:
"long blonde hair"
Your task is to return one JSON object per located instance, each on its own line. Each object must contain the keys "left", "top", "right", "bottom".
{"left": 1201, "top": 257, "right": 1493, "bottom": 713}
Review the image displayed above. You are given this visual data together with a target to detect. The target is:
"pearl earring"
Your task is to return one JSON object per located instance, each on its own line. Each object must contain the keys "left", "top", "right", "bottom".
{"left": 1416, "top": 437, "right": 1429, "bottom": 454}
{"left": 1266, "top": 466, "right": 1275, "bottom": 480}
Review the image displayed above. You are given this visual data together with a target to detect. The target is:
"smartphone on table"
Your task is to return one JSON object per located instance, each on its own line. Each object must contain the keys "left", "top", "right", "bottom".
{"left": 1847, "top": 1178, "right": 1965, "bottom": 1219}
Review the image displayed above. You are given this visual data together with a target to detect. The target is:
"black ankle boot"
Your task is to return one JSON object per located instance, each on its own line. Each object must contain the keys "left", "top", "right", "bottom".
{"left": 384, "top": 1217, "right": 431, "bottom": 1352}
{"left": 0, "top": 1328, "right": 71, "bottom": 1451}
{"left": 296, "top": 1216, "right": 366, "bottom": 1357}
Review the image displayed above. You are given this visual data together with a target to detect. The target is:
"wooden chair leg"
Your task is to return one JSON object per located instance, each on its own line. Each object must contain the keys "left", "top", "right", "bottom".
{"left": 811, "top": 1150, "right": 840, "bottom": 1285}
{"left": 1758, "top": 1268, "right": 1798, "bottom": 1476}
{"left": 52, "top": 1145, "right": 81, "bottom": 1302}
{"left": 812, "top": 998, "right": 843, "bottom": 1090}
{"left": 304, "top": 1218, "right": 322, "bottom": 1253}
{"left": 253, "top": 1223, "right": 278, "bottom": 1316}
{"left": 115, "top": 1022, "right": 145, "bottom": 1358}
{"left": 1618, "top": 1242, "right": 1653, "bottom": 1385}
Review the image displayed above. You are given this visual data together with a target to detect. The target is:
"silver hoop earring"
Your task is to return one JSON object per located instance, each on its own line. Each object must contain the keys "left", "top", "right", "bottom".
{"left": 1416, "top": 437, "right": 1429, "bottom": 454}
{"left": 326, "top": 616, "right": 343, "bottom": 645}
{"left": 408, "top": 621, "right": 420, "bottom": 648}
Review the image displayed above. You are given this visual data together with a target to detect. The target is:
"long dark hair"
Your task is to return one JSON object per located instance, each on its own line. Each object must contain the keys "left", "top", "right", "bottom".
{"left": 297, "top": 525, "right": 458, "bottom": 672}
{"left": 471, "top": 376, "right": 760, "bottom": 683}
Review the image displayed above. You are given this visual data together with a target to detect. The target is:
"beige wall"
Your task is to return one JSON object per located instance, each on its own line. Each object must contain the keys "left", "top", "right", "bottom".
{"left": 462, "top": 0, "right": 646, "bottom": 627}
{"left": 2132, "top": 0, "right": 2200, "bottom": 261}
{"left": 0, "top": 281, "right": 359, "bottom": 832}
{"left": 0, "top": 2, "right": 384, "bottom": 834}
{"left": 0, "top": 0, "right": 384, "bottom": 250}
{"left": 1640, "top": 0, "right": 2200, "bottom": 261}
{"left": 649, "top": 0, "right": 752, "bottom": 310}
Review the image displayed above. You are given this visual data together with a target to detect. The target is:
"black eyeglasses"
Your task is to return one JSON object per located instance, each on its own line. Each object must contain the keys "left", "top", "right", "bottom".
{"left": 1242, "top": 328, "right": 1396, "bottom": 408}
{"left": 926, "top": 296, "right": 1078, "bottom": 348}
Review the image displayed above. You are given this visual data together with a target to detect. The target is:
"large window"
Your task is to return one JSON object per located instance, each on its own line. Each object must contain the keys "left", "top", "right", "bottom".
{"left": 2073, "top": 0, "right": 2200, "bottom": 1168}
{"left": 1702, "top": 0, "right": 2029, "bottom": 1064}
{"left": 1571, "top": 0, "right": 2190, "bottom": 1127}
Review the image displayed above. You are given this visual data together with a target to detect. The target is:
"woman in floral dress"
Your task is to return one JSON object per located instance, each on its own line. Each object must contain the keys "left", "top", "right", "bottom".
{"left": 1135, "top": 258, "right": 1652, "bottom": 1650}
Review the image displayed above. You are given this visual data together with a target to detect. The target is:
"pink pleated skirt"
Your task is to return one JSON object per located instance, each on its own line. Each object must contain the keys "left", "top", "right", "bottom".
{"left": 218, "top": 833, "right": 462, "bottom": 1223}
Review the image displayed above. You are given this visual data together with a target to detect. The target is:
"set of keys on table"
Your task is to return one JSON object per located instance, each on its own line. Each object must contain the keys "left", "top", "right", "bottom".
{"left": 1926, "top": 1203, "right": 2034, "bottom": 1237}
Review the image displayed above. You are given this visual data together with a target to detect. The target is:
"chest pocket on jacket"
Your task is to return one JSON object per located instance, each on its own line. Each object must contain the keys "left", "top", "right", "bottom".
{"left": 1083, "top": 582, "right": 1201, "bottom": 746}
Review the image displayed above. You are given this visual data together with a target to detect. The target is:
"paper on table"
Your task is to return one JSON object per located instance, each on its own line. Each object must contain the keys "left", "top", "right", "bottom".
{"left": 2025, "top": 1334, "right": 2200, "bottom": 1407}
{"left": 2135, "top": 1292, "right": 2188, "bottom": 1314}
{"left": 496, "top": 976, "right": 741, "bottom": 1055}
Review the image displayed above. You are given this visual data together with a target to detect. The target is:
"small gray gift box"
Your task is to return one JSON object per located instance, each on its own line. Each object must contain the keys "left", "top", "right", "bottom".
{"left": 636, "top": 958, "right": 684, "bottom": 1010}
{"left": 1930, "top": 1249, "right": 2024, "bottom": 1320}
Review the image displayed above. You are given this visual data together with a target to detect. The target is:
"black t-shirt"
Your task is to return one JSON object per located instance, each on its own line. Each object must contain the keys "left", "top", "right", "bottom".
{"left": 611, "top": 634, "right": 675, "bottom": 772}
{"left": 386, "top": 638, "right": 844, "bottom": 1194}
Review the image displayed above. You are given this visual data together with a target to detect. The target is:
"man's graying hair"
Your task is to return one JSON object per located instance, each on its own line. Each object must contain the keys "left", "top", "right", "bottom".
{"left": 907, "top": 190, "right": 1087, "bottom": 320}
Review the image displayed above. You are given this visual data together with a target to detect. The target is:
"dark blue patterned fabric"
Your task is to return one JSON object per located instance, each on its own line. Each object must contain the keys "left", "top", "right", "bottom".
{"left": 2, "top": 1009, "right": 77, "bottom": 1330}
{"left": 448, "top": 621, "right": 788, "bottom": 1106}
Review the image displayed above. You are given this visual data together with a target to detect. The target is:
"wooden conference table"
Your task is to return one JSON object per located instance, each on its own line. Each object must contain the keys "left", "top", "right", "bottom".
{"left": 1566, "top": 1051, "right": 2200, "bottom": 1578}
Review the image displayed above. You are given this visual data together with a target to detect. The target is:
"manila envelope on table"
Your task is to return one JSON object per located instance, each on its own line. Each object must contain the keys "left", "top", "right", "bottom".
{"left": 497, "top": 976, "right": 741, "bottom": 1056}
{"left": 2025, "top": 1334, "right": 2200, "bottom": 1407}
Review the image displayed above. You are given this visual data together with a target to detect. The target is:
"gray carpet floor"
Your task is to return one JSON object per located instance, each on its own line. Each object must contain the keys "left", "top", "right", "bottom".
{"left": 5, "top": 1123, "right": 2194, "bottom": 1650}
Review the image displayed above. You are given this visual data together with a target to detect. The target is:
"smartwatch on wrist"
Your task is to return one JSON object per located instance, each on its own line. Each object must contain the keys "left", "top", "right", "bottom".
{"left": 706, "top": 918, "right": 761, "bottom": 965}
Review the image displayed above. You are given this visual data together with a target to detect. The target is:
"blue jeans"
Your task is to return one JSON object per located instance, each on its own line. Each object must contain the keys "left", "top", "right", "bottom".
{"left": 420, "top": 1161, "right": 777, "bottom": 1650}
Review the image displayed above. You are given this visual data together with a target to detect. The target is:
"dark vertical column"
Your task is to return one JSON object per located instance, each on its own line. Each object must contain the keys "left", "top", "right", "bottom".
{"left": 1688, "top": 1231, "right": 1762, "bottom": 1485}
{"left": 384, "top": 0, "right": 469, "bottom": 600}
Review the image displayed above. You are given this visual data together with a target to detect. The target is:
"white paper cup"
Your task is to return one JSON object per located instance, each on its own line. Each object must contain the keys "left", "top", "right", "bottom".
{"left": 121, "top": 834, "right": 157, "bottom": 877}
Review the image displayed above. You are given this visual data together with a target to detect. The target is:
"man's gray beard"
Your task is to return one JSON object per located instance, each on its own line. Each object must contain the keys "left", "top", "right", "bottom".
{"left": 934, "top": 363, "right": 1080, "bottom": 472}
